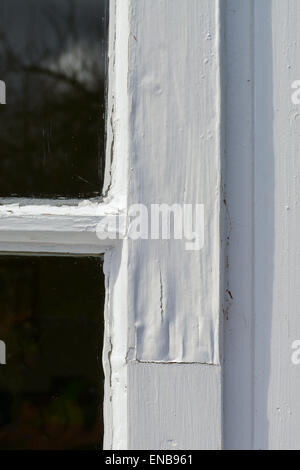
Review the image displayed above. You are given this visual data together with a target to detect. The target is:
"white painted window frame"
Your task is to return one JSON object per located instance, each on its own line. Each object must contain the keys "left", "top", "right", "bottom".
{"left": 0, "top": 0, "right": 223, "bottom": 450}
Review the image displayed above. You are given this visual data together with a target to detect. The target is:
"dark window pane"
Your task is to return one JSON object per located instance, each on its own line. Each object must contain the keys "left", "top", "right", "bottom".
{"left": 0, "top": 256, "right": 104, "bottom": 450}
{"left": 0, "top": 0, "right": 108, "bottom": 198}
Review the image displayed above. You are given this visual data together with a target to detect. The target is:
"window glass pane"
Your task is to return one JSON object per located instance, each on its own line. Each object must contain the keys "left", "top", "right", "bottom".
{"left": 0, "top": 256, "right": 104, "bottom": 450}
{"left": 0, "top": 0, "right": 108, "bottom": 198}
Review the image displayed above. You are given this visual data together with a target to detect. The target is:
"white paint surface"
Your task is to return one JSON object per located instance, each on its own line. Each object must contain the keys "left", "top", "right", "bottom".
{"left": 254, "top": 0, "right": 300, "bottom": 450}
{"left": 128, "top": 363, "right": 222, "bottom": 450}
{"left": 123, "top": 0, "right": 223, "bottom": 450}
{"left": 0, "top": 199, "right": 126, "bottom": 254}
{"left": 223, "top": 0, "right": 255, "bottom": 450}
{"left": 103, "top": 0, "right": 130, "bottom": 450}
{"left": 127, "top": 0, "right": 222, "bottom": 365}
{"left": 224, "top": 0, "right": 300, "bottom": 450}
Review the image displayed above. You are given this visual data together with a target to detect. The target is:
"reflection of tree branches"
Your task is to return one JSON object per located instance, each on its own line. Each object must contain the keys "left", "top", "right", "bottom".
{"left": 0, "top": 0, "right": 103, "bottom": 91}
{"left": 20, "top": 64, "right": 97, "bottom": 96}
{"left": 0, "top": 32, "right": 99, "bottom": 96}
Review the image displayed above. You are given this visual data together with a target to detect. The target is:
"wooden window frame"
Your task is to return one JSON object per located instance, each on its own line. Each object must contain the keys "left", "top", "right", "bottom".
{"left": 0, "top": 0, "right": 223, "bottom": 450}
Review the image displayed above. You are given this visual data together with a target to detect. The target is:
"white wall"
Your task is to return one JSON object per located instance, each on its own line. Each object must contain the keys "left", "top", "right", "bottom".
{"left": 224, "top": 0, "right": 300, "bottom": 450}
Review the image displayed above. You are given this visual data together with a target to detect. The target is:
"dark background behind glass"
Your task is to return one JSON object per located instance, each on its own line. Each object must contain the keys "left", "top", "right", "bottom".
{"left": 0, "top": 0, "right": 108, "bottom": 198}
{"left": 0, "top": 256, "right": 105, "bottom": 450}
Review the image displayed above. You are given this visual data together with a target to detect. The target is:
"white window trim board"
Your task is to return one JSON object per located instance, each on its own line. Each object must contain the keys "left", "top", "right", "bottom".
{"left": 0, "top": 198, "right": 126, "bottom": 254}
{"left": 125, "top": 0, "right": 223, "bottom": 450}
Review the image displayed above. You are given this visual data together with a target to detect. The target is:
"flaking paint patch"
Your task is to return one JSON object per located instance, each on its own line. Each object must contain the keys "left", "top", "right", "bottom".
{"left": 127, "top": 0, "right": 222, "bottom": 364}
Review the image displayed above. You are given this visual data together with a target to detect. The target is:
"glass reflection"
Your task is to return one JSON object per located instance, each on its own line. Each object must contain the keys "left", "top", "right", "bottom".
{"left": 0, "top": 256, "right": 104, "bottom": 450}
{"left": 0, "top": 0, "right": 108, "bottom": 198}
